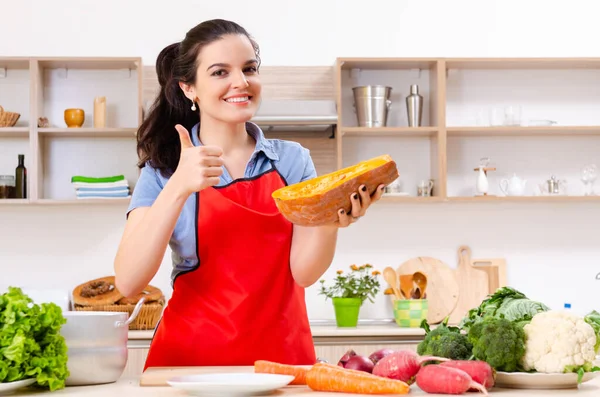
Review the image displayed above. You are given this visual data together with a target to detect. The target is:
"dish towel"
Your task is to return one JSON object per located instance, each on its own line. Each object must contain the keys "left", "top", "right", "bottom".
{"left": 71, "top": 175, "right": 131, "bottom": 199}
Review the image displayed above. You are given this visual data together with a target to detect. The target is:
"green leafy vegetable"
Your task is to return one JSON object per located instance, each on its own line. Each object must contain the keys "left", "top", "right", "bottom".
{"left": 459, "top": 286, "right": 550, "bottom": 332}
{"left": 0, "top": 287, "right": 69, "bottom": 391}
{"left": 584, "top": 310, "right": 600, "bottom": 353}
{"left": 417, "top": 317, "right": 473, "bottom": 360}
{"left": 467, "top": 316, "right": 527, "bottom": 372}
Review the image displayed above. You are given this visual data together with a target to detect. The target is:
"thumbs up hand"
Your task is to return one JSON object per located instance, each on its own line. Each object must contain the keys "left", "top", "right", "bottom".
{"left": 172, "top": 124, "right": 224, "bottom": 196}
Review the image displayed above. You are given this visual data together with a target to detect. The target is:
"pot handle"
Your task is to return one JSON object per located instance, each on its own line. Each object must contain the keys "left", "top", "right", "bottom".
{"left": 115, "top": 297, "right": 146, "bottom": 328}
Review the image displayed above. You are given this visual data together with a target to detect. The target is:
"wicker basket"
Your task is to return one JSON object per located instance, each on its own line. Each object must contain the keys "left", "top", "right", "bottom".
{"left": 0, "top": 105, "right": 20, "bottom": 127}
{"left": 74, "top": 301, "right": 165, "bottom": 330}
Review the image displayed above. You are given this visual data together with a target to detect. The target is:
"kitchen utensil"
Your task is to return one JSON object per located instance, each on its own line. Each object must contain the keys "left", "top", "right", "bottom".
{"left": 539, "top": 175, "right": 567, "bottom": 195}
{"left": 412, "top": 271, "right": 428, "bottom": 298}
{"left": 60, "top": 298, "right": 145, "bottom": 385}
{"left": 383, "top": 267, "right": 402, "bottom": 300}
{"left": 352, "top": 85, "right": 392, "bottom": 127}
{"left": 448, "top": 246, "right": 490, "bottom": 324}
{"left": 471, "top": 257, "right": 507, "bottom": 293}
{"left": 499, "top": 174, "right": 527, "bottom": 196}
{"left": 396, "top": 257, "right": 459, "bottom": 324}
{"left": 405, "top": 84, "right": 423, "bottom": 127}
{"left": 417, "top": 180, "right": 434, "bottom": 197}
{"left": 399, "top": 274, "right": 414, "bottom": 299}
{"left": 64, "top": 108, "right": 85, "bottom": 128}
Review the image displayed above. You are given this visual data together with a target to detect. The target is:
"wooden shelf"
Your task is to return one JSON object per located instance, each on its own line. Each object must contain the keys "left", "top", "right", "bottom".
{"left": 445, "top": 57, "right": 600, "bottom": 70}
{"left": 342, "top": 127, "right": 438, "bottom": 137}
{"left": 0, "top": 199, "right": 29, "bottom": 205}
{"left": 32, "top": 198, "right": 131, "bottom": 205}
{"left": 0, "top": 127, "right": 29, "bottom": 137}
{"left": 38, "top": 128, "right": 137, "bottom": 138}
{"left": 380, "top": 195, "right": 444, "bottom": 203}
{"left": 37, "top": 57, "right": 140, "bottom": 70}
{"left": 447, "top": 196, "right": 600, "bottom": 202}
{"left": 0, "top": 56, "right": 142, "bottom": 202}
{"left": 447, "top": 126, "right": 600, "bottom": 137}
{"left": 338, "top": 58, "right": 439, "bottom": 70}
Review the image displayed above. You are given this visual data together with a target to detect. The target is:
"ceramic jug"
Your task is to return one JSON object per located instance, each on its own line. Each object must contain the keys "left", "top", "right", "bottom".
{"left": 499, "top": 174, "right": 527, "bottom": 196}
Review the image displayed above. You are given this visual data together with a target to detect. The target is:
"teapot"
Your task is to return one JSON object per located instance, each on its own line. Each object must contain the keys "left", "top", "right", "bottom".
{"left": 499, "top": 174, "right": 527, "bottom": 196}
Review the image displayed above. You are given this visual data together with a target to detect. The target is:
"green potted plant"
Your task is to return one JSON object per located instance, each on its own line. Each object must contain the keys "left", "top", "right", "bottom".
{"left": 319, "top": 264, "right": 381, "bottom": 327}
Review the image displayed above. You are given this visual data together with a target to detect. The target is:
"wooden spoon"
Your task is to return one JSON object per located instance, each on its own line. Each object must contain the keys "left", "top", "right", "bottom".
{"left": 399, "top": 274, "right": 414, "bottom": 299}
{"left": 383, "top": 267, "right": 402, "bottom": 300}
{"left": 412, "top": 271, "right": 428, "bottom": 299}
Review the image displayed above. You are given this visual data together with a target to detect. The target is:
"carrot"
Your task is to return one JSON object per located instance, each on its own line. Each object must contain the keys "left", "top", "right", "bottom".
{"left": 253, "top": 360, "right": 308, "bottom": 385}
{"left": 306, "top": 362, "right": 410, "bottom": 395}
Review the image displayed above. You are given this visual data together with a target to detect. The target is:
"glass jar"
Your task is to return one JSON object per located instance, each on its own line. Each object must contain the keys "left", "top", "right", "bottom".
{"left": 0, "top": 175, "right": 16, "bottom": 199}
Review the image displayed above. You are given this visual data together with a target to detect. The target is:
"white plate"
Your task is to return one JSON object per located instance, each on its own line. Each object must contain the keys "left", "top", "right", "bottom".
{"left": 0, "top": 378, "right": 36, "bottom": 395}
{"left": 167, "top": 373, "right": 295, "bottom": 396}
{"left": 496, "top": 371, "right": 600, "bottom": 389}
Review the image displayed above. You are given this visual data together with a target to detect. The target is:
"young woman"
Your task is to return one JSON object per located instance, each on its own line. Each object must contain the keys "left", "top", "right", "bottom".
{"left": 114, "top": 19, "right": 385, "bottom": 369}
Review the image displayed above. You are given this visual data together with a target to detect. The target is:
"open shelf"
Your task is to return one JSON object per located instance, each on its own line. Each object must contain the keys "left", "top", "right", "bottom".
{"left": 334, "top": 57, "right": 600, "bottom": 204}
{"left": 447, "top": 126, "right": 600, "bottom": 137}
{"left": 0, "top": 127, "right": 29, "bottom": 138}
{"left": 447, "top": 195, "right": 600, "bottom": 202}
{"left": 0, "top": 56, "right": 142, "bottom": 204}
{"left": 32, "top": 198, "right": 131, "bottom": 205}
{"left": 38, "top": 127, "right": 137, "bottom": 138}
{"left": 342, "top": 127, "right": 438, "bottom": 137}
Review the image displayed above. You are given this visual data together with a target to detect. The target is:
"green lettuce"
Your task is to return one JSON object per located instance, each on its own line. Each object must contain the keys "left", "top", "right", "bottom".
{"left": 459, "top": 286, "right": 550, "bottom": 332}
{"left": 0, "top": 287, "right": 69, "bottom": 391}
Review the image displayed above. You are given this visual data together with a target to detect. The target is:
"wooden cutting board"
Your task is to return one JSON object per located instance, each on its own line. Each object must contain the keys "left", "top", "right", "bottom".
{"left": 471, "top": 257, "right": 507, "bottom": 293}
{"left": 396, "top": 256, "right": 459, "bottom": 324}
{"left": 448, "top": 246, "right": 490, "bottom": 324}
{"left": 140, "top": 366, "right": 255, "bottom": 386}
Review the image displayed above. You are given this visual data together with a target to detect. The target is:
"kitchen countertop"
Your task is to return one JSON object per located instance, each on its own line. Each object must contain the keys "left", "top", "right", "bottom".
{"left": 13, "top": 376, "right": 600, "bottom": 396}
{"left": 128, "top": 322, "right": 431, "bottom": 340}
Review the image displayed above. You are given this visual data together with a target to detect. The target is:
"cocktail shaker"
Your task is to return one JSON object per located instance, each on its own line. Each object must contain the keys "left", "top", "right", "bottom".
{"left": 406, "top": 84, "right": 423, "bottom": 127}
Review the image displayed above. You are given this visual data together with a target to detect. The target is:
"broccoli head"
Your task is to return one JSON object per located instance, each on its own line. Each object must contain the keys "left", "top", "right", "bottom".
{"left": 467, "top": 316, "right": 526, "bottom": 372}
{"left": 417, "top": 319, "right": 473, "bottom": 360}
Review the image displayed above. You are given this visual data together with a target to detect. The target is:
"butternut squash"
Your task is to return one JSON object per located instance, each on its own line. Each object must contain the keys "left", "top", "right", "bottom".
{"left": 272, "top": 154, "right": 399, "bottom": 226}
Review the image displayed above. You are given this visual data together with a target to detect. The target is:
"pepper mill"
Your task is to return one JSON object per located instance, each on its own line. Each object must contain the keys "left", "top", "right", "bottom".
{"left": 406, "top": 84, "right": 423, "bottom": 127}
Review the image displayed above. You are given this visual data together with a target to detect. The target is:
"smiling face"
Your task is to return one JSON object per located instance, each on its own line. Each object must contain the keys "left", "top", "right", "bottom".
{"left": 182, "top": 34, "right": 261, "bottom": 126}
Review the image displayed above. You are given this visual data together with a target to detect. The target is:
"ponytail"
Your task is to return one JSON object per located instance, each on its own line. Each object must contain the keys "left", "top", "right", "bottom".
{"left": 136, "top": 43, "right": 198, "bottom": 177}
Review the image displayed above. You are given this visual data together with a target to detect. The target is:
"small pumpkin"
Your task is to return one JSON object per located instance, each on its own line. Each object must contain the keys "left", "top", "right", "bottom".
{"left": 272, "top": 154, "right": 399, "bottom": 226}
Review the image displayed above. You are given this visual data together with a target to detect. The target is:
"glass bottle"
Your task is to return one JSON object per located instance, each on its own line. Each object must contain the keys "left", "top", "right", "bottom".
{"left": 15, "top": 154, "right": 27, "bottom": 199}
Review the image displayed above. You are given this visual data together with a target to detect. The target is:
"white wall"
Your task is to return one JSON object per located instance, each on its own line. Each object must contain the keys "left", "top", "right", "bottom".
{"left": 2, "top": 0, "right": 600, "bottom": 321}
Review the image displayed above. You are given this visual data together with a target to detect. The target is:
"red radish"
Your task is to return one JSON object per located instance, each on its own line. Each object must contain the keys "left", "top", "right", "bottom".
{"left": 372, "top": 349, "right": 450, "bottom": 385}
{"left": 344, "top": 355, "right": 375, "bottom": 373}
{"left": 337, "top": 349, "right": 357, "bottom": 367}
{"left": 416, "top": 364, "right": 488, "bottom": 395}
{"left": 440, "top": 360, "right": 496, "bottom": 390}
{"left": 368, "top": 348, "right": 395, "bottom": 365}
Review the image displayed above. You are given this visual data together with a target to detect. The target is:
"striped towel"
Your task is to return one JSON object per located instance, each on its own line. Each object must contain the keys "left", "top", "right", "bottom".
{"left": 71, "top": 174, "right": 130, "bottom": 199}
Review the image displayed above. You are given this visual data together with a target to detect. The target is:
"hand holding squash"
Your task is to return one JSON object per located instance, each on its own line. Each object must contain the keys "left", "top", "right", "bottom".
{"left": 336, "top": 184, "right": 385, "bottom": 227}
{"left": 172, "top": 124, "right": 225, "bottom": 196}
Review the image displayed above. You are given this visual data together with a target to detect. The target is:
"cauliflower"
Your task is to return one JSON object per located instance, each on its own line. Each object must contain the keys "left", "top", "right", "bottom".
{"left": 521, "top": 310, "right": 597, "bottom": 373}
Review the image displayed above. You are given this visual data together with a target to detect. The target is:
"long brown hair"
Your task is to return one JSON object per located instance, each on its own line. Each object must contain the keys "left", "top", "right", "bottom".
{"left": 137, "top": 19, "right": 261, "bottom": 177}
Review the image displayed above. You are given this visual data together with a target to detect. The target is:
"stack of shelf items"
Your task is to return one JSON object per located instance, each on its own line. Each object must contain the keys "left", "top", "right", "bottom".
{"left": 71, "top": 175, "right": 131, "bottom": 200}
{"left": 0, "top": 56, "right": 142, "bottom": 205}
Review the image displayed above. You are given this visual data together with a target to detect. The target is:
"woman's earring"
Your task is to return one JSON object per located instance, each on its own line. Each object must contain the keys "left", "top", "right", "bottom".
{"left": 191, "top": 99, "right": 196, "bottom": 111}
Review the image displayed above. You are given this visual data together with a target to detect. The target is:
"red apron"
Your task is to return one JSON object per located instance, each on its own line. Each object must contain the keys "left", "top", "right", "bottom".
{"left": 144, "top": 165, "right": 316, "bottom": 369}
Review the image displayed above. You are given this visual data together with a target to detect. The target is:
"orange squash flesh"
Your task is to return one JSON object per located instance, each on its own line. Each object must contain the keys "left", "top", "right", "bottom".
{"left": 272, "top": 154, "right": 399, "bottom": 226}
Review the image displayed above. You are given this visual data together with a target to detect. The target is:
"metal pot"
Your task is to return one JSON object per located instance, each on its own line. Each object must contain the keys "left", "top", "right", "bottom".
{"left": 60, "top": 298, "right": 145, "bottom": 386}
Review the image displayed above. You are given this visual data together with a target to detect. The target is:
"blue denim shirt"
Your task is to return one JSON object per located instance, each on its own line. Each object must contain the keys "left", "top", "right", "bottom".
{"left": 127, "top": 122, "right": 317, "bottom": 284}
